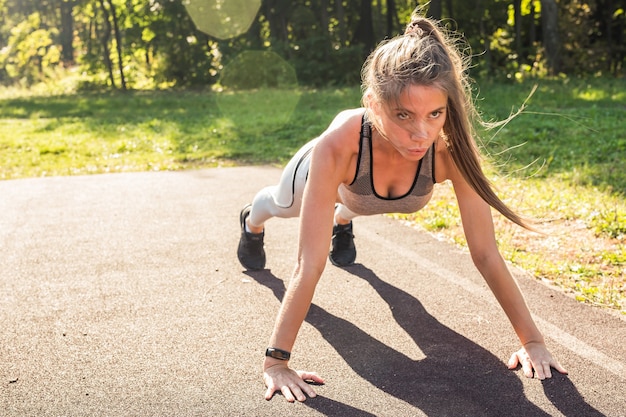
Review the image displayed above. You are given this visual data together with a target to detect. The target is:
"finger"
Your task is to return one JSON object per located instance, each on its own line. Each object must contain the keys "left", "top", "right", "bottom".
{"left": 533, "top": 361, "right": 548, "bottom": 380}
{"left": 297, "top": 380, "right": 318, "bottom": 399}
{"left": 297, "top": 370, "right": 325, "bottom": 385}
{"left": 281, "top": 386, "right": 296, "bottom": 403}
{"left": 521, "top": 358, "right": 534, "bottom": 378}
{"left": 507, "top": 352, "right": 520, "bottom": 370}
{"left": 543, "top": 362, "right": 553, "bottom": 379}
{"left": 288, "top": 383, "right": 308, "bottom": 402}
{"left": 551, "top": 359, "right": 568, "bottom": 375}
{"left": 264, "top": 386, "right": 275, "bottom": 401}
{"left": 513, "top": 349, "right": 534, "bottom": 378}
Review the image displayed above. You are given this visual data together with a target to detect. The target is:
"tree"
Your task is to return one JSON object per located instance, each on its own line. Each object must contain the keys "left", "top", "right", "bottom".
{"left": 513, "top": 0, "right": 522, "bottom": 66}
{"left": 352, "top": 0, "right": 376, "bottom": 57}
{"left": 596, "top": 0, "right": 626, "bottom": 75}
{"left": 106, "top": 0, "right": 126, "bottom": 90}
{"left": 386, "top": 0, "right": 400, "bottom": 36}
{"left": 0, "top": 12, "right": 60, "bottom": 84}
{"left": 0, "top": 0, "right": 623, "bottom": 89}
{"left": 540, "top": 0, "right": 560, "bottom": 74}
{"left": 97, "top": 0, "right": 117, "bottom": 87}
{"left": 59, "top": 0, "right": 75, "bottom": 65}
{"left": 335, "top": 0, "right": 347, "bottom": 45}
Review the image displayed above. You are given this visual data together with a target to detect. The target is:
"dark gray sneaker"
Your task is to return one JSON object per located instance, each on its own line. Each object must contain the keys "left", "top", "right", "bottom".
{"left": 237, "top": 204, "right": 266, "bottom": 270}
{"left": 329, "top": 222, "right": 356, "bottom": 267}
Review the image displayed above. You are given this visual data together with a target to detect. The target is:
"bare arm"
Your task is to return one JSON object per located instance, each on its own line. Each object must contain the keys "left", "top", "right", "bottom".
{"left": 263, "top": 110, "right": 362, "bottom": 401}
{"left": 452, "top": 176, "right": 544, "bottom": 343}
{"left": 446, "top": 155, "right": 567, "bottom": 379}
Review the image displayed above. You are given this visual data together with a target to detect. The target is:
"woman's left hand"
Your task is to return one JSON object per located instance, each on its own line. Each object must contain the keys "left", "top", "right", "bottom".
{"left": 508, "top": 341, "right": 568, "bottom": 379}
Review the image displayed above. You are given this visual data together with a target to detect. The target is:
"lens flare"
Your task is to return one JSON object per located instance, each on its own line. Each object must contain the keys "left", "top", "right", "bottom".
{"left": 216, "top": 51, "right": 300, "bottom": 132}
{"left": 183, "top": 0, "right": 261, "bottom": 40}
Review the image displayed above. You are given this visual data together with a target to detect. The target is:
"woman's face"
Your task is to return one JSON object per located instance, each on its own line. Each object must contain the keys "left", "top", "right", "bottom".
{"left": 372, "top": 84, "right": 448, "bottom": 161}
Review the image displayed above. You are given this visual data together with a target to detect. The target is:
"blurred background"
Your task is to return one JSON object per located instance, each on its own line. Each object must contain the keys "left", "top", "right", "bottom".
{"left": 0, "top": 0, "right": 623, "bottom": 90}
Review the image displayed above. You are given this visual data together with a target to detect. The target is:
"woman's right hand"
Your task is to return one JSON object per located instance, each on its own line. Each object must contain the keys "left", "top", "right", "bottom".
{"left": 263, "top": 362, "right": 325, "bottom": 402}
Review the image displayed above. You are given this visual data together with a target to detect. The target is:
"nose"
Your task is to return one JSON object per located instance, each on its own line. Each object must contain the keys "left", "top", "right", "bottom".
{"left": 409, "top": 120, "right": 429, "bottom": 141}
{"left": 410, "top": 126, "right": 428, "bottom": 142}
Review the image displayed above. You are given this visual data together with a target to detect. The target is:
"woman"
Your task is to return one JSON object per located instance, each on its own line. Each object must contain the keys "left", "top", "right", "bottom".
{"left": 237, "top": 14, "right": 567, "bottom": 402}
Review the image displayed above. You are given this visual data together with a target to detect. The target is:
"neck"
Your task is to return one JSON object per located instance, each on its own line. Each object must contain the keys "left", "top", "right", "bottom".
{"left": 372, "top": 127, "right": 404, "bottom": 162}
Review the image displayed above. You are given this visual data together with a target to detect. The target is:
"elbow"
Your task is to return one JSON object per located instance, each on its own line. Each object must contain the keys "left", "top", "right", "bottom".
{"left": 294, "top": 254, "right": 326, "bottom": 284}
{"left": 469, "top": 246, "right": 503, "bottom": 272}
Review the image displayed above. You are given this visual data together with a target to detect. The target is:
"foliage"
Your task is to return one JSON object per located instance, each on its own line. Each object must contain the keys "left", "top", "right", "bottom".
{"left": 0, "top": 0, "right": 624, "bottom": 90}
{"left": 0, "top": 13, "right": 60, "bottom": 85}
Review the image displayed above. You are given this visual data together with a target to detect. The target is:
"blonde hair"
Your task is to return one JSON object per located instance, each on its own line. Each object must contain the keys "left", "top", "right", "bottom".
{"left": 361, "top": 14, "right": 531, "bottom": 230}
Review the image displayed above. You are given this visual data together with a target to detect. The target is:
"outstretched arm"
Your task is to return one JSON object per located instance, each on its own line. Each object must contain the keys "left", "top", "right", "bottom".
{"left": 263, "top": 110, "right": 362, "bottom": 401}
{"left": 450, "top": 171, "right": 567, "bottom": 379}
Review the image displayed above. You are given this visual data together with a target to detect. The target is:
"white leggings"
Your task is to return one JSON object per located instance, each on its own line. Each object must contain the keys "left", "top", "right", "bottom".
{"left": 247, "top": 138, "right": 358, "bottom": 228}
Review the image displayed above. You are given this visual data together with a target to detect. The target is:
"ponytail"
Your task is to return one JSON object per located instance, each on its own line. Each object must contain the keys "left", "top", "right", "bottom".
{"left": 412, "top": 15, "right": 534, "bottom": 230}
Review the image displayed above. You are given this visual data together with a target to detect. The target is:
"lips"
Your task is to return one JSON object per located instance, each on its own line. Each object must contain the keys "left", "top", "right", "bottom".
{"left": 407, "top": 147, "right": 427, "bottom": 157}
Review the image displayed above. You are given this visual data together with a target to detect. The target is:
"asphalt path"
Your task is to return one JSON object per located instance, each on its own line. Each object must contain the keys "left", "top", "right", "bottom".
{"left": 1, "top": 167, "right": 624, "bottom": 416}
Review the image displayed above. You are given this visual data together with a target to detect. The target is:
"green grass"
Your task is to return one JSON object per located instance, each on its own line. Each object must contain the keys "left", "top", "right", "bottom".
{"left": 0, "top": 87, "right": 360, "bottom": 178}
{"left": 0, "top": 78, "right": 624, "bottom": 312}
{"left": 475, "top": 78, "right": 626, "bottom": 197}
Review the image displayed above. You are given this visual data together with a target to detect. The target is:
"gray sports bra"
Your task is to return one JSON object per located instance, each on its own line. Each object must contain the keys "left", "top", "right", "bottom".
{"left": 337, "top": 116, "right": 436, "bottom": 216}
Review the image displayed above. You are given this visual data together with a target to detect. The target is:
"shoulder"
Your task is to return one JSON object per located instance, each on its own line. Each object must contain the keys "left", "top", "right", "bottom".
{"left": 323, "top": 108, "right": 365, "bottom": 138}
{"left": 310, "top": 108, "right": 364, "bottom": 182}
{"left": 315, "top": 108, "right": 364, "bottom": 157}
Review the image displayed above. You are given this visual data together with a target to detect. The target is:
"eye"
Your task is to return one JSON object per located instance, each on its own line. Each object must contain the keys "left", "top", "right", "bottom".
{"left": 430, "top": 109, "right": 445, "bottom": 119}
{"left": 396, "top": 112, "right": 410, "bottom": 120}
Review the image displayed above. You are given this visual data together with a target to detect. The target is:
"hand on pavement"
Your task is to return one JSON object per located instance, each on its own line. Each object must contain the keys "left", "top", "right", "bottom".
{"left": 508, "top": 341, "right": 568, "bottom": 379}
{"left": 263, "top": 363, "right": 325, "bottom": 402}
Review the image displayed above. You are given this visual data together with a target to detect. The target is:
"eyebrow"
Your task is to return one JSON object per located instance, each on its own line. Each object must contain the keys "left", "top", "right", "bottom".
{"left": 392, "top": 105, "right": 447, "bottom": 114}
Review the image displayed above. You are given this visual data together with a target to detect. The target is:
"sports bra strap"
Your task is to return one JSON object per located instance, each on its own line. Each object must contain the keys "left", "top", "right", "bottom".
{"left": 360, "top": 113, "right": 371, "bottom": 140}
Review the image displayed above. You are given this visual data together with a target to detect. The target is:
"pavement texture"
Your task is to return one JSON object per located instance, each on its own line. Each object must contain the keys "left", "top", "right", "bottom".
{"left": 0, "top": 166, "right": 624, "bottom": 417}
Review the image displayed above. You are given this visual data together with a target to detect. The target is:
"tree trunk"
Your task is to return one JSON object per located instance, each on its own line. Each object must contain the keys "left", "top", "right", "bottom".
{"left": 319, "top": 0, "right": 331, "bottom": 60}
{"left": 602, "top": 0, "right": 615, "bottom": 73}
{"left": 335, "top": 0, "right": 346, "bottom": 45}
{"left": 320, "top": 0, "right": 329, "bottom": 35}
{"left": 513, "top": 0, "right": 522, "bottom": 66}
{"left": 264, "top": 0, "right": 288, "bottom": 43}
{"left": 614, "top": 1, "right": 625, "bottom": 75}
{"left": 540, "top": 0, "right": 560, "bottom": 75}
{"left": 386, "top": 0, "right": 398, "bottom": 36}
{"left": 107, "top": 0, "right": 127, "bottom": 90}
{"left": 97, "top": 0, "right": 116, "bottom": 88}
{"left": 60, "top": 0, "right": 75, "bottom": 66}
{"left": 352, "top": 0, "right": 375, "bottom": 57}
{"left": 529, "top": 1, "right": 536, "bottom": 47}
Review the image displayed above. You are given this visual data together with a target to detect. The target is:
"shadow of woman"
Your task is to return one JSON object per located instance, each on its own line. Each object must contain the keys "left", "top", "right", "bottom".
{"left": 246, "top": 265, "right": 604, "bottom": 417}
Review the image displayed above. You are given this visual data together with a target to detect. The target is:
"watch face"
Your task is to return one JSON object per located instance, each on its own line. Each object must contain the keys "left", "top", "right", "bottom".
{"left": 269, "top": 350, "right": 281, "bottom": 359}
{"left": 267, "top": 348, "right": 289, "bottom": 360}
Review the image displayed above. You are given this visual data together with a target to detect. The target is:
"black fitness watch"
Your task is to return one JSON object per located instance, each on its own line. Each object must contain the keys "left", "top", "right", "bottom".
{"left": 265, "top": 347, "right": 291, "bottom": 361}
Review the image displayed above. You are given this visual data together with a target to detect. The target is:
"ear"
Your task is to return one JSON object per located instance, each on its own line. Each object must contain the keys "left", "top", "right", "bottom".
{"left": 364, "top": 91, "right": 382, "bottom": 117}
